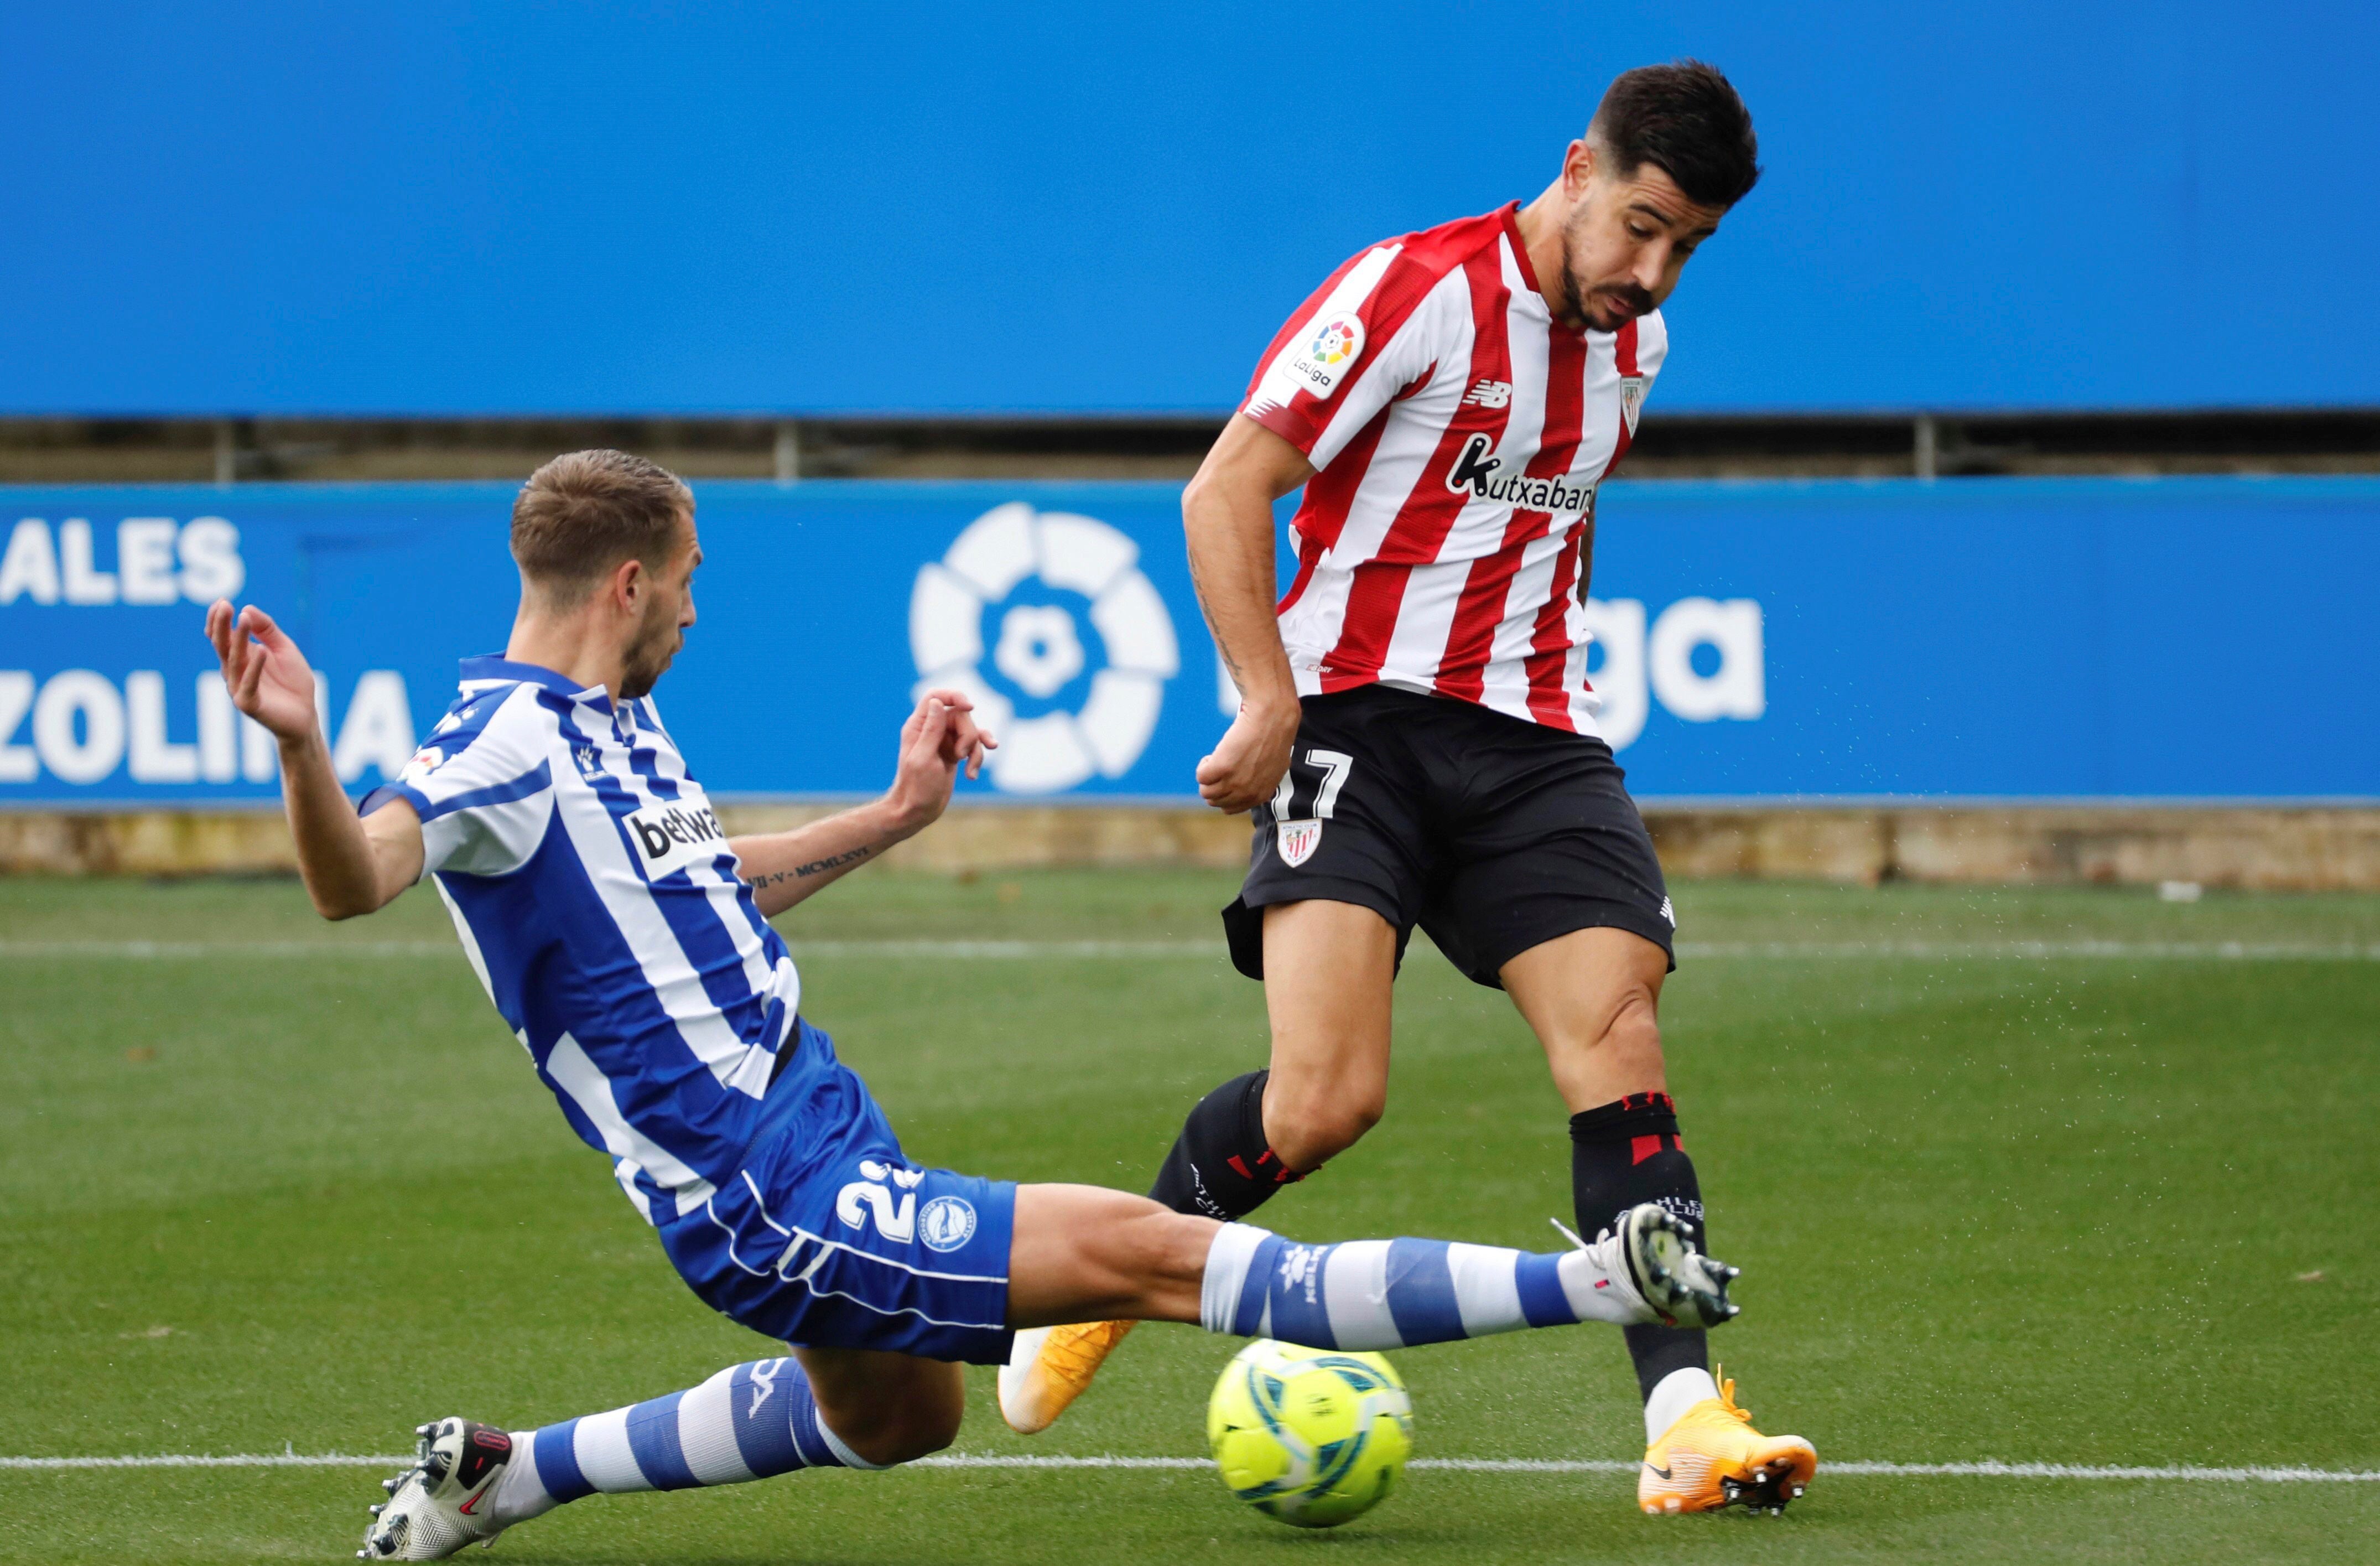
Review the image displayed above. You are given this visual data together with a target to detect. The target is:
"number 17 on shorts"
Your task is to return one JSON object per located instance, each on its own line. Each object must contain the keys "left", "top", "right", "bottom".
{"left": 1270, "top": 748, "right": 1353, "bottom": 868}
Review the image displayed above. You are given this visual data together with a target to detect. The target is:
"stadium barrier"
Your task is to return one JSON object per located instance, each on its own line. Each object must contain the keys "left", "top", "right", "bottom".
{"left": 2, "top": 476, "right": 2373, "bottom": 885}
{"left": 5, "top": 800, "right": 2380, "bottom": 890}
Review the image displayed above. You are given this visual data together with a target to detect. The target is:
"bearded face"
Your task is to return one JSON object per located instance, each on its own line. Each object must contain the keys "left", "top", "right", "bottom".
{"left": 1552, "top": 152, "right": 1726, "bottom": 333}
{"left": 616, "top": 512, "right": 699, "bottom": 700}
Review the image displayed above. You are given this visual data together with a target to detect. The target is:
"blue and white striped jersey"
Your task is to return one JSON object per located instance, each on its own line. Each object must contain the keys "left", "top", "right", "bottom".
{"left": 363, "top": 656, "right": 799, "bottom": 1225}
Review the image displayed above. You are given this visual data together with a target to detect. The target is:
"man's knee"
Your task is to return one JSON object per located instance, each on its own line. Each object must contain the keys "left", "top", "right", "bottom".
{"left": 807, "top": 1357, "right": 964, "bottom": 1468}
{"left": 1264, "top": 1078, "right": 1385, "bottom": 1173}
{"left": 1604, "top": 982, "right": 1662, "bottom": 1056}
{"left": 1576, "top": 981, "right": 1667, "bottom": 1100}
{"left": 825, "top": 1391, "right": 961, "bottom": 1468}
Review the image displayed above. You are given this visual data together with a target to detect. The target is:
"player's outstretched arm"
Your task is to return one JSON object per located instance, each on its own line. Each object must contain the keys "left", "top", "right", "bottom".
{"left": 1185, "top": 416, "right": 1313, "bottom": 813}
{"left": 731, "top": 690, "right": 994, "bottom": 919}
{"left": 204, "top": 600, "right": 423, "bottom": 920}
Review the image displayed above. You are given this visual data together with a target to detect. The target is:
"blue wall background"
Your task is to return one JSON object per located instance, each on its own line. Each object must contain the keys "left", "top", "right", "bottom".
{"left": 3, "top": 476, "right": 2372, "bottom": 806}
{"left": 4, "top": 4, "right": 2375, "bottom": 416}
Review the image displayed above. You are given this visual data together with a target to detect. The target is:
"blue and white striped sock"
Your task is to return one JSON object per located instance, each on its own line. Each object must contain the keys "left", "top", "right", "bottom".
{"left": 493, "top": 1356, "right": 870, "bottom": 1524}
{"left": 1198, "top": 1225, "right": 1648, "bottom": 1350}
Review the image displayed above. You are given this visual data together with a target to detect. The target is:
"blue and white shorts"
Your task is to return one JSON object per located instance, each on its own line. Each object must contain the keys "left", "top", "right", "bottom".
{"left": 658, "top": 1020, "right": 1018, "bottom": 1364}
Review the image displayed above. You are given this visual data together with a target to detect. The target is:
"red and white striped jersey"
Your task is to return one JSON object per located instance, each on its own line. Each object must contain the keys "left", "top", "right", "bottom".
{"left": 1240, "top": 202, "right": 1665, "bottom": 737}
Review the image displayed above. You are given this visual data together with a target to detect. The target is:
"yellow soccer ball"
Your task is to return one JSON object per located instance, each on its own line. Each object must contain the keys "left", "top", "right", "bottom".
{"left": 1206, "top": 1339, "right": 1414, "bottom": 1527}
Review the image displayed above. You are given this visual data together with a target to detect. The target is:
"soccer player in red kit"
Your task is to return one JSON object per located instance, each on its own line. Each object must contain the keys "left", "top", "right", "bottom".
{"left": 1003, "top": 62, "right": 1818, "bottom": 1516}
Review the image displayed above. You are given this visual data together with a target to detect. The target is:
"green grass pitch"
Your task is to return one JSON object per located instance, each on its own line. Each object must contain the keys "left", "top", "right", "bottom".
{"left": 2, "top": 868, "right": 2375, "bottom": 1563}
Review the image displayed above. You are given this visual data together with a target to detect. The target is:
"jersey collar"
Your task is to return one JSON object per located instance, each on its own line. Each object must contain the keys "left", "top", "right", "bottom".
{"left": 458, "top": 654, "right": 614, "bottom": 711}
{"left": 1499, "top": 201, "right": 1543, "bottom": 294}
{"left": 1500, "top": 199, "right": 1595, "bottom": 339}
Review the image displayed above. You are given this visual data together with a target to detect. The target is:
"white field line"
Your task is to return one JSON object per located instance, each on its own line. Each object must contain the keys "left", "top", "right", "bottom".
{"left": 3, "top": 937, "right": 2379, "bottom": 962}
{"left": 2, "top": 1452, "right": 2373, "bottom": 1483}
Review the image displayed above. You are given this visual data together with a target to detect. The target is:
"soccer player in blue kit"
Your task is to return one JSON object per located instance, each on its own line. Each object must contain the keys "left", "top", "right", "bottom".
{"left": 206, "top": 450, "right": 1753, "bottom": 1560}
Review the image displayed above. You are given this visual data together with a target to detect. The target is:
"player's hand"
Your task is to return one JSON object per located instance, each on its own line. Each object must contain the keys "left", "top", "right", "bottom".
{"left": 882, "top": 689, "right": 997, "bottom": 833}
{"left": 205, "top": 600, "right": 320, "bottom": 744}
{"left": 1196, "top": 698, "right": 1300, "bottom": 814}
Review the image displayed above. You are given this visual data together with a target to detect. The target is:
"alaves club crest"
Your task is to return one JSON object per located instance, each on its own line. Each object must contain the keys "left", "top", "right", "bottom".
{"left": 1277, "top": 819, "right": 1323, "bottom": 868}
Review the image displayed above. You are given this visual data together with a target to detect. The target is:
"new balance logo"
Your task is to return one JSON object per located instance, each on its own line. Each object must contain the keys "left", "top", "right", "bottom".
{"left": 1462, "top": 378, "right": 1512, "bottom": 409}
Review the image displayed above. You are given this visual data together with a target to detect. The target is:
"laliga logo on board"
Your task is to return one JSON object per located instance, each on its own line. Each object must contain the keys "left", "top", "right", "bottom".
{"left": 1580, "top": 596, "right": 1766, "bottom": 749}
{"left": 910, "top": 503, "right": 1179, "bottom": 795}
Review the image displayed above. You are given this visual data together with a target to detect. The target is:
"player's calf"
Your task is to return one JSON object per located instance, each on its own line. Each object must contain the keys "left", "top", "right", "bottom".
{"left": 362, "top": 1356, "right": 882, "bottom": 1558}
{"left": 1145, "top": 1069, "right": 1321, "bottom": 1222}
{"left": 1198, "top": 1202, "right": 1737, "bottom": 1350}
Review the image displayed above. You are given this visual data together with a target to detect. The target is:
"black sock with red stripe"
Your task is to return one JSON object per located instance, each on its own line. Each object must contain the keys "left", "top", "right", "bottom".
{"left": 1147, "top": 1070, "right": 1307, "bottom": 1221}
{"left": 1570, "top": 1092, "right": 1711, "bottom": 1403}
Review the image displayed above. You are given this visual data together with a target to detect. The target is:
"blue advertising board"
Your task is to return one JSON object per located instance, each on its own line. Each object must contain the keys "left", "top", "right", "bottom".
{"left": 1, "top": 477, "right": 2373, "bottom": 807}
{"left": 4, "top": 4, "right": 2377, "bottom": 415}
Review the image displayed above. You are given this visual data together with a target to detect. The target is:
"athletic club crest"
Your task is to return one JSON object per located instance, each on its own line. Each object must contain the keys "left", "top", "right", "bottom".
{"left": 1619, "top": 375, "right": 1648, "bottom": 436}
{"left": 1277, "top": 818, "right": 1323, "bottom": 868}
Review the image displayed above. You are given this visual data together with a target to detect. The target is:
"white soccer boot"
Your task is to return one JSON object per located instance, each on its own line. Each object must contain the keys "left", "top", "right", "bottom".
{"left": 1557, "top": 1202, "right": 1743, "bottom": 1329}
{"left": 360, "top": 1418, "right": 516, "bottom": 1560}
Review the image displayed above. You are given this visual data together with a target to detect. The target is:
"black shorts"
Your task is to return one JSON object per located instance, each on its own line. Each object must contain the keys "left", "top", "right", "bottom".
{"left": 1224, "top": 685, "right": 1675, "bottom": 988}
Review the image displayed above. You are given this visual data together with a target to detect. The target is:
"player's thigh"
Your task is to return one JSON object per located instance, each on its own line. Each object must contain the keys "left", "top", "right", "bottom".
{"left": 1223, "top": 688, "right": 1432, "bottom": 989}
{"left": 1006, "top": 1182, "right": 1215, "bottom": 1328}
{"left": 1427, "top": 723, "right": 1676, "bottom": 990}
{"left": 1259, "top": 899, "right": 1398, "bottom": 1153}
{"left": 792, "top": 1345, "right": 965, "bottom": 1463}
{"left": 1500, "top": 925, "right": 1671, "bottom": 1111}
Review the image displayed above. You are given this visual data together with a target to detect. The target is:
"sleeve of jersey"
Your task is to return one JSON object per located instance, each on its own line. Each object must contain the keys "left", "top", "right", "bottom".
{"left": 358, "top": 687, "right": 555, "bottom": 880}
{"left": 1239, "top": 243, "right": 1432, "bottom": 471}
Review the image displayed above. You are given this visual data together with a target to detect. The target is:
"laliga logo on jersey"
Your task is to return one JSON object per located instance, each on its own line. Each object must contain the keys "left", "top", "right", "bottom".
{"left": 910, "top": 503, "right": 1179, "bottom": 795}
{"left": 1289, "top": 312, "right": 1365, "bottom": 395}
{"left": 1307, "top": 315, "right": 1362, "bottom": 365}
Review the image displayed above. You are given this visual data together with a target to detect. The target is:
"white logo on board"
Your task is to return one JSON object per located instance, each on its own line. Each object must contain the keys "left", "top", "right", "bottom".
{"left": 1578, "top": 597, "right": 1766, "bottom": 751}
{"left": 909, "top": 504, "right": 1179, "bottom": 795}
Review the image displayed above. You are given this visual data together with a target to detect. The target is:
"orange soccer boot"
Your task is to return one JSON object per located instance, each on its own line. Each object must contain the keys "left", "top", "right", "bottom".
{"left": 1637, "top": 1368, "right": 1818, "bottom": 1516}
{"left": 997, "top": 1320, "right": 1136, "bottom": 1434}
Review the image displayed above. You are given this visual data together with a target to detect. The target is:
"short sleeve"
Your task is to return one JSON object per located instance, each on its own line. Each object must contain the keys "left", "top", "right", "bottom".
{"left": 361, "top": 684, "right": 555, "bottom": 880}
{"left": 1239, "top": 243, "right": 1438, "bottom": 471}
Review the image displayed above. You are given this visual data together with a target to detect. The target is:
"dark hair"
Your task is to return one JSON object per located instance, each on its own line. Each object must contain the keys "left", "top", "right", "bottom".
{"left": 1588, "top": 60, "right": 1761, "bottom": 209}
{"left": 511, "top": 449, "right": 692, "bottom": 599}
